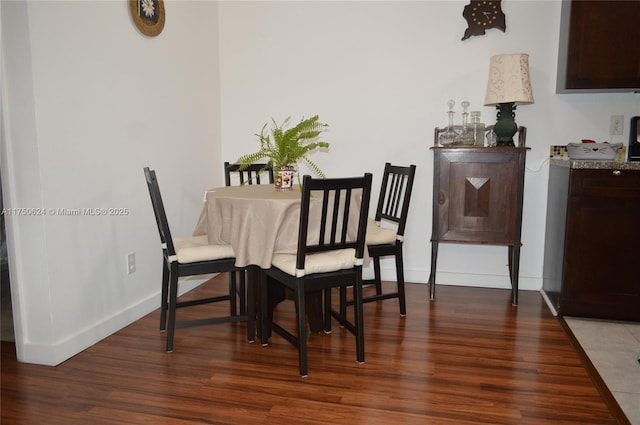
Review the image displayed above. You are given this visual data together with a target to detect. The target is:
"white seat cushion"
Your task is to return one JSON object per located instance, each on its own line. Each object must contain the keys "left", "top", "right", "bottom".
{"left": 365, "top": 218, "right": 397, "bottom": 245}
{"left": 172, "top": 235, "right": 235, "bottom": 263}
{"left": 271, "top": 248, "right": 357, "bottom": 277}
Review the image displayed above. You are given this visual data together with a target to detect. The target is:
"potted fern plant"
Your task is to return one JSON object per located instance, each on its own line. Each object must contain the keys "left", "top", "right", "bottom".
{"left": 233, "top": 115, "right": 330, "bottom": 190}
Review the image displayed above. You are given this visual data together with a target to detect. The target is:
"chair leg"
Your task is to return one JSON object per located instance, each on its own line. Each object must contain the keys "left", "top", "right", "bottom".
{"left": 159, "top": 260, "right": 169, "bottom": 332}
{"left": 296, "top": 285, "right": 308, "bottom": 377}
{"left": 353, "top": 275, "right": 365, "bottom": 364}
{"left": 372, "top": 256, "right": 382, "bottom": 295}
{"left": 239, "top": 270, "right": 247, "bottom": 315}
{"left": 395, "top": 248, "right": 407, "bottom": 316}
{"left": 229, "top": 272, "right": 237, "bottom": 317}
{"left": 166, "top": 263, "right": 179, "bottom": 352}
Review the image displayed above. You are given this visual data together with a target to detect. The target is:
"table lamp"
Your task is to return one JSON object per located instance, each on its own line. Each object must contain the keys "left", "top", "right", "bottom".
{"left": 484, "top": 53, "right": 534, "bottom": 146}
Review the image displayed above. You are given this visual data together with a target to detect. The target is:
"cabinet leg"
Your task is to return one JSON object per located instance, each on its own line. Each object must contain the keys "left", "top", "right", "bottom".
{"left": 509, "top": 245, "right": 521, "bottom": 306}
{"left": 508, "top": 245, "right": 513, "bottom": 282}
{"left": 428, "top": 241, "right": 438, "bottom": 301}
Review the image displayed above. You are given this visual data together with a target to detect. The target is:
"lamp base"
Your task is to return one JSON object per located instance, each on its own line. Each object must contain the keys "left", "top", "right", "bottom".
{"left": 493, "top": 102, "right": 518, "bottom": 147}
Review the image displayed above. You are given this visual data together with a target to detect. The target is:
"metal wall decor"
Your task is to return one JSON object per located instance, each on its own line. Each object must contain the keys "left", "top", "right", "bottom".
{"left": 130, "top": 0, "right": 165, "bottom": 37}
{"left": 462, "top": 0, "right": 506, "bottom": 40}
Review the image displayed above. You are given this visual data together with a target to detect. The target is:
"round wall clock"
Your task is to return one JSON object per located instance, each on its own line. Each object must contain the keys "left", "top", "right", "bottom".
{"left": 130, "top": 0, "right": 165, "bottom": 37}
{"left": 462, "top": 0, "right": 506, "bottom": 41}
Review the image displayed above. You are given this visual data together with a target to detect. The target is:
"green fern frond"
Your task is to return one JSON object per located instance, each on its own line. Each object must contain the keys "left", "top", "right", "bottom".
{"left": 301, "top": 157, "right": 326, "bottom": 178}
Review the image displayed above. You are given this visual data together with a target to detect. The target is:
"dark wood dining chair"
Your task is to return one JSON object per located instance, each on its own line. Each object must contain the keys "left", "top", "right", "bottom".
{"left": 223, "top": 161, "right": 274, "bottom": 314}
{"left": 360, "top": 163, "right": 416, "bottom": 315}
{"left": 224, "top": 162, "right": 274, "bottom": 186}
{"left": 259, "top": 173, "right": 373, "bottom": 377}
{"left": 143, "top": 167, "right": 254, "bottom": 352}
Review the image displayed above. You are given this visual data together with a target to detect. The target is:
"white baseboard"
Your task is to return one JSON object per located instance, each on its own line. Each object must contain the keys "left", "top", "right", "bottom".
{"left": 369, "top": 266, "right": 543, "bottom": 292}
{"left": 15, "top": 275, "right": 214, "bottom": 366}
{"left": 540, "top": 290, "right": 558, "bottom": 316}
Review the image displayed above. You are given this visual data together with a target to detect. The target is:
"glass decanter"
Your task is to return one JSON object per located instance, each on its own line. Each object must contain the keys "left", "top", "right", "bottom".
{"left": 454, "top": 101, "right": 475, "bottom": 145}
{"left": 438, "top": 99, "right": 457, "bottom": 146}
{"left": 469, "top": 110, "right": 485, "bottom": 146}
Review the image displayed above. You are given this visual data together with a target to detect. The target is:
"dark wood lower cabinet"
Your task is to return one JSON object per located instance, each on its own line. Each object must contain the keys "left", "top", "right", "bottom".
{"left": 543, "top": 161, "right": 640, "bottom": 321}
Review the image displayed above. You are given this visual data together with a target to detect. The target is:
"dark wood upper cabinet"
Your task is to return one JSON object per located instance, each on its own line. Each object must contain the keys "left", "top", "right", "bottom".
{"left": 556, "top": 0, "right": 640, "bottom": 93}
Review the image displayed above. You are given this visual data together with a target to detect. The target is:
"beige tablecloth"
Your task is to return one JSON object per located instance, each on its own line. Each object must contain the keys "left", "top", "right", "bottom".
{"left": 192, "top": 184, "right": 365, "bottom": 269}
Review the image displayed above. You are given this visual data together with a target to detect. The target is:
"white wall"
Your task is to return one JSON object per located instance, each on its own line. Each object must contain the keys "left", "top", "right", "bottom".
{"left": 1, "top": 0, "right": 639, "bottom": 366}
{"left": 1, "top": 0, "right": 222, "bottom": 365}
{"left": 218, "top": 0, "right": 640, "bottom": 290}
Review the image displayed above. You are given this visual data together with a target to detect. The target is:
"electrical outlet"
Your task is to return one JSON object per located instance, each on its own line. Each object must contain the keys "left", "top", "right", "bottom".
{"left": 610, "top": 115, "right": 624, "bottom": 136}
{"left": 127, "top": 252, "right": 136, "bottom": 274}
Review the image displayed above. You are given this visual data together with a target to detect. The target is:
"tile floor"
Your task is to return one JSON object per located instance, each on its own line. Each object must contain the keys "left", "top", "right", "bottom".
{"left": 564, "top": 317, "right": 640, "bottom": 425}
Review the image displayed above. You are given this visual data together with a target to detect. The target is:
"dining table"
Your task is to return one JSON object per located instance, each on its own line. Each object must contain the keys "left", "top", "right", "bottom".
{"left": 193, "top": 183, "right": 364, "bottom": 333}
{"left": 194, "top": 184, "right": 307, "bottom": 269}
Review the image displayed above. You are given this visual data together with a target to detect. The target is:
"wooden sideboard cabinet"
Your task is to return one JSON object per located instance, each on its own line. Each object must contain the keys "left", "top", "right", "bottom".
{"left": 542, "top": 160, "right": 640, "bottom": 321}
{"left": 428, "top": 146, "right": 529, "bottom": 305}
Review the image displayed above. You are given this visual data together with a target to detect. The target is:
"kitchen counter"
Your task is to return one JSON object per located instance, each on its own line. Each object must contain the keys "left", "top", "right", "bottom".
{"left": 551, "top": 158, "right": 640, "bottom": 170}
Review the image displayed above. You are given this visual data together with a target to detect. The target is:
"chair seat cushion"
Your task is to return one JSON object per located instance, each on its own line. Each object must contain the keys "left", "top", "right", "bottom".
{"left": 365, "top": 218, "right": 397, "bottom": 245}
{"left": 173, "top": 235, "right": 235, "bottom": 263}
{"left": 272, "top": 248, "right": 357, "bottom": 277}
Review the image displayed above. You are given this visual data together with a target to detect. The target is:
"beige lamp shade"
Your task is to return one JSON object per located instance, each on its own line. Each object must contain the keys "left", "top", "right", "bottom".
{"left": 484, "top": 53, "right": 534, "bottom": 106}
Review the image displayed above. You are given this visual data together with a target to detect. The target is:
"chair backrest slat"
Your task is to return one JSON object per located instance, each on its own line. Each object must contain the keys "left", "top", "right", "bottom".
{"left": 339, "top": 188, "right": 352, "bottom": 243}
{"left": 329, "top": 189, "right": 341, "bottom": 245}
{"left": 319, "top": 190, "right": 330, "bottom": 245}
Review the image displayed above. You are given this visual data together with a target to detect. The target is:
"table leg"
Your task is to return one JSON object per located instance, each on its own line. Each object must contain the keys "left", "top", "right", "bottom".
{"left": 251, "top": 267, "right": 324, "bottom": 338}
{"left": 248, "top": 266, "right": 285, "bottom": 341}
{"left": 283, "top": 286, "right": 323, "bottom": 333}
{"left": 305, "top": 291, "right": 323, "bottom": 333}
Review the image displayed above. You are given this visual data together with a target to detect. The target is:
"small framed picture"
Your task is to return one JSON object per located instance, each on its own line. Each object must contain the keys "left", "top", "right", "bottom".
{"left": 629, "top": 116, "right": 640, "bottom": 161}
{"left": 130, "top": 0, "right": 165, "bottom": 37}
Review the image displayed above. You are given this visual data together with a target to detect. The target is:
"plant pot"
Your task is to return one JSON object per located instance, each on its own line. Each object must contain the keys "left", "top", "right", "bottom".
{"left": 275, "top": 165, "right": 295, "bottom": 191}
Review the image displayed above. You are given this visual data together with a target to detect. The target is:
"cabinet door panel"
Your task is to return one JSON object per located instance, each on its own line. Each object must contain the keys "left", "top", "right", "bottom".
{"left": 563, "top": 1, "right": 640, "bottom": 90}
{"left": 438, "top": 150, "right": 518, "bottom": 244}
{"left": 562, "top": 195, "right": 640, "bottom": 320}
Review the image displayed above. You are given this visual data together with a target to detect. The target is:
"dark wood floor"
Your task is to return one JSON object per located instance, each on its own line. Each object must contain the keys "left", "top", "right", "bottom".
{"left": 1, "top": 276, "right": 627, "bottom": 424}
